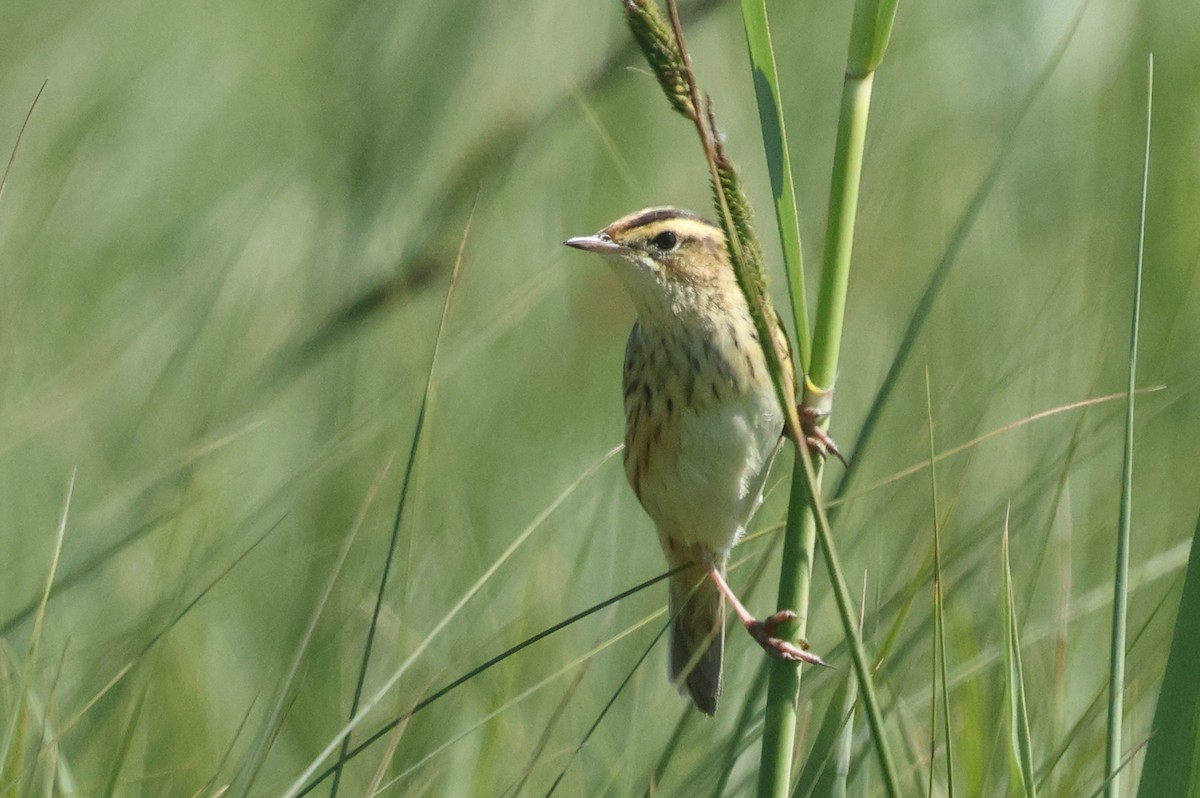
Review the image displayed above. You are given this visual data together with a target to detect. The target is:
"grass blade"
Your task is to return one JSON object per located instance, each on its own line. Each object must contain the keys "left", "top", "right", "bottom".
{"left": 289, "top": 446, "right": 627, "bottom": 797}
{"left": 735, "top": 5, "right": 823, "bottom": 792}
{"left": 543, "top": 619, "right": 671, "bottom": 797}
{"left": 740, "top": 0, "right": 810, "bottom": 366}
{"left": 1104, "top": 53, "right": 1152, "bottom": 798}
{"left": 925, "top": 366, "right": 955, "bottom": 797}
{"left": 0, "top": 471, "right": 74, "bottom": 791}
{"left": 1003, "top": 511, "right": 1037, "bottom": 797}
{"left": 328, "top": 200, "right": 476, "bottom": 798}
{"left": 0, "top": 80, "right": 45, "bottom": 210}
{"left": 100, "top": 686, "right": 147, "bottom": 798}
{"left": 1137, "top": 507, "right": 1200, "bottom": 796}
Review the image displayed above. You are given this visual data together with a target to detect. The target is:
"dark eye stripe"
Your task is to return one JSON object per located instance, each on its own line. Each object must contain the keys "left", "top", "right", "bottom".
{"left": 623, "top": 207, "right": 707, "bottom": 230}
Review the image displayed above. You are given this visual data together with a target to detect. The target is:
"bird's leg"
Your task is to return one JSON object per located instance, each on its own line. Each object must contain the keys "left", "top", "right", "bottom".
{"left": 707, "top": 566, "right": 830, "bottom": 667}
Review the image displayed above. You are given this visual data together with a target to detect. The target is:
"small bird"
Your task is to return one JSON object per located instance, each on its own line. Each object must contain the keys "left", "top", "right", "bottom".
{"left": 565, "top": 207, "right": 836, "bottom": 714}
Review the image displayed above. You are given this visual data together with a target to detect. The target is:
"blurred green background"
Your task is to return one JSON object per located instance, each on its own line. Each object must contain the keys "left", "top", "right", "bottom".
{"left": 1, "top": 0, "right": 1197, "bottom": 795}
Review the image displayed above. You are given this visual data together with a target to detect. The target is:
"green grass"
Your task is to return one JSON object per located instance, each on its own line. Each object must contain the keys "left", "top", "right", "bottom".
{"left": 1, "top": 0, "right": 1199, "bottom": 796}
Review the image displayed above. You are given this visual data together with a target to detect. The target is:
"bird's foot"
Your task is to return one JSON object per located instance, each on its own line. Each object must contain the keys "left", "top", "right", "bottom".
{"left": 745, "top": 610, "right": 830, "bottom": 667}
{"left": 798, "top": 404, "right": 848, "bottom": 467}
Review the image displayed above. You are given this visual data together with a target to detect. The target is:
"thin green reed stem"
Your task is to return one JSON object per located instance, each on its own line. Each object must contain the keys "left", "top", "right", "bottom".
{"left": 1104, "top": 53, "right": 1152, "bottom": 798}
{"left": 926, "top": 366, "right": 956, "bottom": 797}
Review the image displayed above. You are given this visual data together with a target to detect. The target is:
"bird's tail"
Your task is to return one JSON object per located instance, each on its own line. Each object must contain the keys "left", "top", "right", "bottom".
{"left": 667, "top": 557, "right": 725, "bottom": 715}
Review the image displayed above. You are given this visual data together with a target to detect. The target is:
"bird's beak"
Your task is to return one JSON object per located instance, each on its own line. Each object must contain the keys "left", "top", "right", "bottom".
{"left": 564, "top": 234, "right": 627, "bottom": 256}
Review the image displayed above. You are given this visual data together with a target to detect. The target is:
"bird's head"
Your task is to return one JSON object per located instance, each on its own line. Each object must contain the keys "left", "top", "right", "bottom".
{"left": 565, "top": 207, "right": 735, "bottom": 321}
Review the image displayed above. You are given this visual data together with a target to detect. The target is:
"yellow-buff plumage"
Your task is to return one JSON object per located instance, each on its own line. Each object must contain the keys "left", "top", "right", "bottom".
{"left": 566, "top": 207, "right": 831, "bottom": 714}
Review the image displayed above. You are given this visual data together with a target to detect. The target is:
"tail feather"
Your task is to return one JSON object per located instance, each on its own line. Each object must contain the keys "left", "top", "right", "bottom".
{"left": 668, "top": 561, "right": 725, "bottom": 715}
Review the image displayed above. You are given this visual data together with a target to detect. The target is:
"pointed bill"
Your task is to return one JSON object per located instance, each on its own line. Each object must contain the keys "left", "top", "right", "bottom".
{"left": 564, "top": 234, "right": 630, "bottom": 256}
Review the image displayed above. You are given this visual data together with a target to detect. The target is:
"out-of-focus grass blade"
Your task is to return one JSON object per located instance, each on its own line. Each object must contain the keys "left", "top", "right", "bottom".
{"left": 263, "top": 258, "right": 446, "bottom": 389}
{"left": 327, "top": 202, "right": 477, "bottom": 798}
{"left": 1037, "top": 578, "right": 1176, "bottom": 794}
{"left": 0, "top": 419, "right": 264, "bottom": 638}
{"left": 101, "top": 685, "right": 147, "bottom": 798}
{"left": 795, "top": 572, "right": 868, "bottom": 798}
{"left": 0, "top": 80, "right": 45, "bottom": 209}
{"left": 833, "top": 387, "right": 1163, "bottom": 510}
{"left": 0, "top": 471, "right": 74, "bottom": 791}
{"left": 228, "top": 459, "right": 390, "bottom": 797}
{"left": 369, "top": 611, "right": 664, "bottom": 795}
{"left": 832, "top": 0, "right": 1094, "bottom": 498}
{"left": 643, "top": 702, "right": 693, "bottom": 795}
{"left": 0, "top": 470, "right": 77, "bottom": 792}
{"left": 286, "top": 445, "right": 626, "bottom": 798}
{"left": 794, "top": 672, "right": 855, "bottom": 798}
{"left": 506, "top": 610, "right": 616, "bottom": 798}
{"left": 1003, "top": 511, "right": 1037, "bottom": 797}
{"left": 710, "top": 658, "right": 769, "bottom": 798}
{"left": 925, "top": 366, "right": 956, "bottom": 797}
{"left": 543, "top": 620, "right": 671, "bottom": 797}
{"left": 1136, "top": 506, "right": 1200, "bottom": 796}
{"left": 1104, "top": 53, "right": 1152, "bottom": 798}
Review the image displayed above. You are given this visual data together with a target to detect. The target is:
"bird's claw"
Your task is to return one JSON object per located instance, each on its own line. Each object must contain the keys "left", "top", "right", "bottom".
{"left": 746, "top": 610, "right": 831, "bottom": 667}
{"left": 798, "top": 405, "right": 848, "bottom": 467}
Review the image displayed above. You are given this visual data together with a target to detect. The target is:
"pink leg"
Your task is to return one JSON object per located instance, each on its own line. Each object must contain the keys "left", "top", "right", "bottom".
{"left": 707, "top": 566, "right": 829, "bottom": 667}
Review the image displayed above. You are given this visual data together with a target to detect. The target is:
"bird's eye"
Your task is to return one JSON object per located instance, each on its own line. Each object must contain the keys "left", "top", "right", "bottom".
{"left": 651, "top": 230, "right": 678, "bottom": 251}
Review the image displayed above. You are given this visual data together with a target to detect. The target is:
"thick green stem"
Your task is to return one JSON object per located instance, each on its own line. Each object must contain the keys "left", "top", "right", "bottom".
{"left": 739, "top": 3, "right": 820, "bottom": 789}
{"left": 757, "top": 455, "right": 822, "bottom": 795}
{"left": 759, "top": 1, "right": 899, "bottom": 795}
